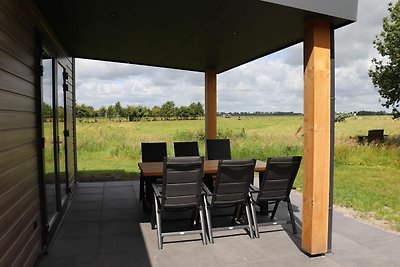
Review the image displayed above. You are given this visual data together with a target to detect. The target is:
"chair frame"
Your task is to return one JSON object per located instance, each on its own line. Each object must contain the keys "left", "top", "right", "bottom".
{"left": 152, "top": 156, "right": 207, "bottom": 249}
{"left": 206, "top": 139, "right": 231, "bottom": 160}
{"left": 202, "top": 159, "right": 256, "bottom": 243}
{"left": 140, "top": 142, "right": 167, "bottom": 211}
{"left": 174, "top": 141, "right": 200, "bottom": 157}
{"left": 249, "top": 156, "right": 302, "bottom": 238}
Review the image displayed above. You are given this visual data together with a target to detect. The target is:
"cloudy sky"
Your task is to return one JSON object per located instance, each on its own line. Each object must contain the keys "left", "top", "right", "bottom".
{"left": 76, "top": 0, "right": 393, "bottom": 113}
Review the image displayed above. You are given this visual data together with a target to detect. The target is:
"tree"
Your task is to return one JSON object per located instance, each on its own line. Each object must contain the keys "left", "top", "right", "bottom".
{"left": 114, "top": 101, "right": 123, "bottom": 117}
{"left": 98, "top": 106, "right": 107, "bottom": 118}
{"left": 107, "top": 105, "right": 116, "bottom": 118}
{"left": 189, "top": 102, "right": 204, "bottom": 119}
{"left": 160, "top": 101, "right": 176, "bottom": 120}
{"left": 151, "top": 106, "right": 161, "bottom": 119}
{"left": 369, "top": 2, "right": 400, "bottom": 118}
{"left": 76, "top": 104, "right": 95, "bottom": 118}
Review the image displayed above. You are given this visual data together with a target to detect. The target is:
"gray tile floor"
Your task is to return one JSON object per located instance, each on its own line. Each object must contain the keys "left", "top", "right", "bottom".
{"left": 36, "top": 181, "right": 400, "bottom": 267}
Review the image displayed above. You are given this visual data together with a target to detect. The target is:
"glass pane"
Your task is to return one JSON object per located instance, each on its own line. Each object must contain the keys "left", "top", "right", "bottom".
{"left": 42, "top": 50, "right": 57, "bottom": 225}
{"left": 58, "top": 64, "right": 67, "bottom": 202}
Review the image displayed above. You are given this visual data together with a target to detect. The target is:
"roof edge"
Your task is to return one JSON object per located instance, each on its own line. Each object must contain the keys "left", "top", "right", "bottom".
{"left": 261, "top": 0, "right": 358, "bottom": 22}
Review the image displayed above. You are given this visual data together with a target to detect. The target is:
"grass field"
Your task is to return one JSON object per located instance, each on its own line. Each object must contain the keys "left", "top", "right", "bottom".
{"left": 75, "top": 116, "right": 400, "bottom": 231}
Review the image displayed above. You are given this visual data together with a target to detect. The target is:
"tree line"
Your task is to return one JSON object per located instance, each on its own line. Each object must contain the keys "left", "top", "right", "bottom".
{"left": 75, "top": 101, "right": 204, "bottom": 121}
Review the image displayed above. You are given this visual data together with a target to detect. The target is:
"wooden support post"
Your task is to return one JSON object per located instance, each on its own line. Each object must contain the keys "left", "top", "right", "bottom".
{"left": 302, "top": 18, "right": 331, "bottom": 255}
{"left": 205, "top": 69, "right": 217, "bottom": 140}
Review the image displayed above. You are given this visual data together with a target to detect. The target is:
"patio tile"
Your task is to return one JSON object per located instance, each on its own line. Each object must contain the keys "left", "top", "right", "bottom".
{"left": 68, "top": 200, "right": 103, "bottom": 211}
{"left": 98, "top": 234, "right": 146, "bottom": 254}
{"left": 247, "top": 254, "right": 342, "bottom": 267}
{"left": 100, "top": 220, "right": 142, "bottom": 236}
{"left": 72, "top": 193, "right": 103, "bottom": 202}
{"left": 74, "top": 187, "right": 104, "bottom": 195}
{"left": 64, "top": 210, "right": 102, "bottom": 223}
{"left": 334, "top": 219, "right": 396, "bottom": 244}
{"left": 76, "top": 182, "right": 104, "bottom": 188}
{"left": 328, "top": 246, "right": 398, "bottom": 267}
{"left": 101, "top": 209, "right": 140, "bottom": 221}
{"left": 330, "top": 232, "right": 364, "bottom": 251}
{"left": 363, "top": 238, "right": 400, "bottom": 265}
{"left": 38, "top": 255, "right": 98, "bottom": 267}
{"left": 102, "top": 199, "right": 137, "bottom": 210}
{"left": 36, "top": 181, "right": 400, "bottom": 267}
{"left": 104, "top": 181, "right": 133, "bottom": 187}
{"left": 97, "top": 252, "right": 152, "bottom": 267}
{"left": 58, "top": 222, "right": 101, "bottom": 238}
{"left": 49, "top": 237, "right": 99, "bottom": 257}
{"left": 103, "top": 187, "right": 135, "bottom": 200}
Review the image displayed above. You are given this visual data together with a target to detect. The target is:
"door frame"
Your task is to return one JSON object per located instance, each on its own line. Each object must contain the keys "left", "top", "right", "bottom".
{"left": 35, "top": 30, "right": 71, "bottom": 251}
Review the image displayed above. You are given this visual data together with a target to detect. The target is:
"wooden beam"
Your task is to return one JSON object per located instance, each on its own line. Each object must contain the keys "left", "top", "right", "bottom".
{"left": 302, "top": 18, "right": 331, "bottom": 255}
{"left": 205, "top": 69, "right": 217, "bottom": 140}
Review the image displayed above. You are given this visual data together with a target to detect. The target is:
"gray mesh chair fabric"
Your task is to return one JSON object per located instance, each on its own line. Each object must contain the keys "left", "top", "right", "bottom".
{"left": 140, "top": 142, "right": 167, "bottom": 208}
{"left": 174, "top": 141, "right": 200, "bottom": 157}
{"left": 152, "top": 156, "right": 207, "bottom": 249}
{"left": 203, "top": 159, "right": 256, "bottom": 243}
{"left": 249, "top": 156, "right": 302, "bottom": 238}
{"left": 206, "top": 139, "right": 231, "bottom": 160}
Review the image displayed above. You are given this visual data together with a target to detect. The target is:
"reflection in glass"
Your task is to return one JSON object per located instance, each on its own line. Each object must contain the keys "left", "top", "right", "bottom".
{"left": 42, "top": 50, "right": 57, "bottom": 225}
{"left": 58, "top": 64, "right": 67, "bottom": 202}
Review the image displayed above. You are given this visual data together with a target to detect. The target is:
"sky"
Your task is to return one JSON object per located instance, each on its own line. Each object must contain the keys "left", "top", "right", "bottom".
{"left": 75, "top": 0, "right": 393, "bottom": 113}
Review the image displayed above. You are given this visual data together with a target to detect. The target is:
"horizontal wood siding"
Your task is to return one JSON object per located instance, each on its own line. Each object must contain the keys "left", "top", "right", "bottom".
{"left": 0, "top": 0, "right": 76, "bottom": 266}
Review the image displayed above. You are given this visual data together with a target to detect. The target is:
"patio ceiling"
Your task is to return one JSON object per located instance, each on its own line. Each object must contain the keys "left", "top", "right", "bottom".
{"left": 35, "top": 0, "right": 358, "bottom": 73}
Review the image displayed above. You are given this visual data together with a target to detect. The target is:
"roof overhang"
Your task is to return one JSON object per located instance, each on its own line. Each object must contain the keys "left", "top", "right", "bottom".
{"left": 35, "top": 0, "right": 358, "bottom": 73}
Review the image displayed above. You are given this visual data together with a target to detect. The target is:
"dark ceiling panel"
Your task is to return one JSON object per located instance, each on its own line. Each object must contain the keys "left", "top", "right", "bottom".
{"left": 35, "top": 0, "right": 358, "bottom": 73}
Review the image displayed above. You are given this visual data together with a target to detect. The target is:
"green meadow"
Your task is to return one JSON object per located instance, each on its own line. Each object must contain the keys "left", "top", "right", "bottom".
{"left": 75, "top": 116, "right": 400, "bottom": 231}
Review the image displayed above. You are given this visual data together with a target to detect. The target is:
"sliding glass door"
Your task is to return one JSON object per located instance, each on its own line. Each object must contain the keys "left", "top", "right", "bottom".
{"left": 40, "top": 47, "right": 70, "bottom": 245}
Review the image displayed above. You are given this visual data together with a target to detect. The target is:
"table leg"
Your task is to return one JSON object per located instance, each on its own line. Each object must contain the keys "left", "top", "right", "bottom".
{"left": 139, "top": 171, "right": 144, "bottom": 201}
{"left": 258, "top": 171, "right": 268, "bottom": 215}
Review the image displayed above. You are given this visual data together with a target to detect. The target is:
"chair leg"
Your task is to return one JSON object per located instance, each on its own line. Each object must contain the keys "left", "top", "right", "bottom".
{"left": 139, "top": 172, "right": 144, "bottom": 201}
{"left": 191, "top": 208, "right": 198, "bottom": 226}
{"left": 155, "top": 198, "right": 163, "bottom": 249}
{"left": 245, "top": 204, "right": 254, "bottom": 239}
{"left": 151, "top": 195, "right": 156, "bottom": 230}
{"left": 287, "top": 199, "right": 297, "bottom": 235}
{"left": 204, "top": 195, "right": 213, "bottom": 243}
{"left": 270, "top": 201, "right": 280, "bottom": 219}
{"left": 232, "top": 204, "right": 243, "bottom": 224}
{"left": 199, "top": 206, "right": 207, "bottom": 245}
{"left": 250, "top": 199, "right": 259, "bottom": 238}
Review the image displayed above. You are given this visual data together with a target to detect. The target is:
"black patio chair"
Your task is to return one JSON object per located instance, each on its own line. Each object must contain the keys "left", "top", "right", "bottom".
{"left": 205, "top": 139, "right": 232, "bottom": 191}
{"left": 152, "top": 156, "right": 207, "bottom": 249}
{"left": 140, "top": 142, "right": 167, "bottom": 208}
{"left": 174, "top": 141, "right": 200, "bottom": 157}
{"left": 202, "top": 159, "right": 256, "bottom": 243}
{"left": 249, "top": 156, "right": 302, "bottom": 238}
{"left": 206, "top": 139, "right": 231, "bottom": 160}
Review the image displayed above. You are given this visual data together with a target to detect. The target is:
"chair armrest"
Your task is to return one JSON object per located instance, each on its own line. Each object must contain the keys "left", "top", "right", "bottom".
{"left": 249, "top": 184, "right": 260, "bottom": 193}
{"left": 152, "top": 183, "right": 162, "bottom": 198}
{"left": 201, "top": 182, "right": 213, "bottom": 196}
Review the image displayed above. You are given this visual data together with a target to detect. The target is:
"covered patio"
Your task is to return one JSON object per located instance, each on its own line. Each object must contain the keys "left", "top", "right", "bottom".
{"left": 37, "top": 181, "right": 400, "bottom": 266}
{"left": 34, "top": 0, "right": 360, "bottom": 255}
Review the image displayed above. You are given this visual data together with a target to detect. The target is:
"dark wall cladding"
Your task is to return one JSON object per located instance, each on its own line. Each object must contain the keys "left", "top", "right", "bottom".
{"left": 0, "top": 0, "right": 76, "bottom": 266}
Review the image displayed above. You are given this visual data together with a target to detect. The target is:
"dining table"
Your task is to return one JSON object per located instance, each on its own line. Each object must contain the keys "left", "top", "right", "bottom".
{"left": 138, "top": 159, "right": 267, "bottom": 177}
{"left": 138, "top": 159, "right": 267, "bottom": 211}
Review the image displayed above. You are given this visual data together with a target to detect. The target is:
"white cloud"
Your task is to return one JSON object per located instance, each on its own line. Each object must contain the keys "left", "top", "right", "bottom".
{"left": 76, "top": 0, "right": 393, "bottom": 113}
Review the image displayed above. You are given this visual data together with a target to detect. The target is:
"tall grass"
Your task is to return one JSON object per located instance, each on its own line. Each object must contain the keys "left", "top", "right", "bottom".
{"left": 76, "top": 116, "right": 400, "bottom": 231}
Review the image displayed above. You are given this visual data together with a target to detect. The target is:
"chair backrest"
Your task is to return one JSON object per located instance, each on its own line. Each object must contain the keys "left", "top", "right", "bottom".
{"left": 162, "top": 156, "right": 204, "bottom": 209}
{"left": 257, "top": 156, "right": 302, "bottom": 203}
{"left": 174, "top": 141, "right": 200, "bottom": 157}
{"left": 141, "top": 142, "right": 167, "bottom": 162}
{"left": 206, "top": 139, "right": 231, "bottom": 160}
{"left": 211, "top": 159, "right": 255, "bottom": 206}
{"left": 367, "top": 129, "right": 384, "bottom": 143}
